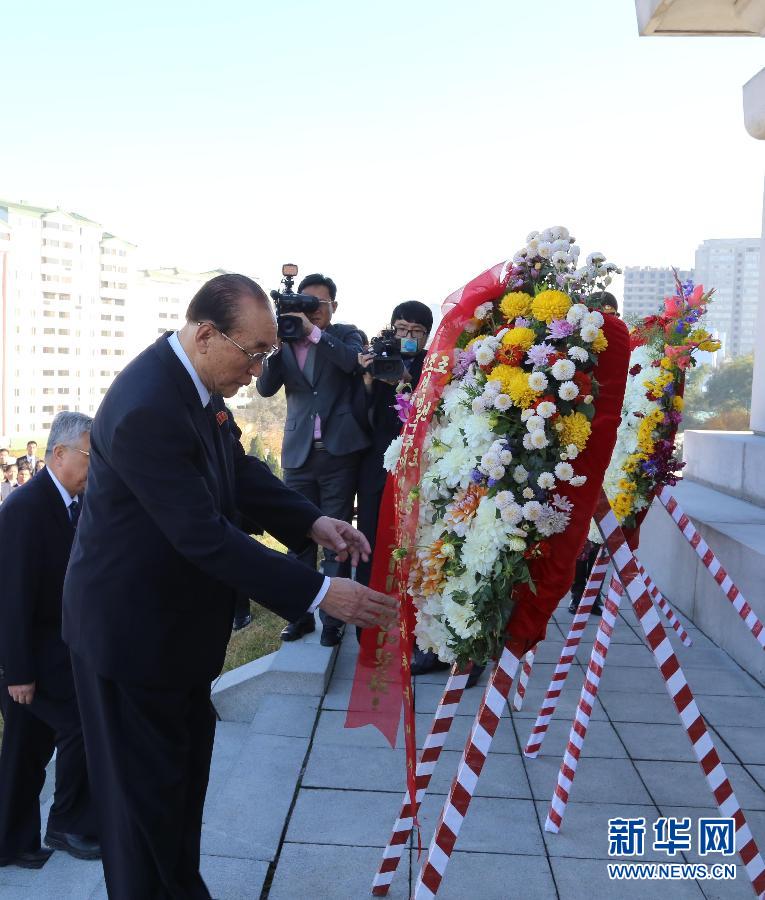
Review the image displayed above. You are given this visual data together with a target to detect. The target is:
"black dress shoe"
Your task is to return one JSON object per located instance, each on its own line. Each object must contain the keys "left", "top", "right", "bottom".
{"left": 466, "top": 663, "right": 486, "bottom": 689}
{"left": 320, "top": 624, "right": 344, "bottom": 647}
{"left": 232, "top": 613, "right": 252, "bottom": 632}
{"left": 568, "top": 596, "right": 581, "bottom": 614}
{"left": 44, "top": 830, "right": 101, "bottom": 861}
{"left": 0, "top": 847, "right": 53, "bottom": 869}
{"left": 591, "top": 596, "right": 604, "bottom": 617}
{"left": 281, "top": 615, "right": 316, "bottom": 642}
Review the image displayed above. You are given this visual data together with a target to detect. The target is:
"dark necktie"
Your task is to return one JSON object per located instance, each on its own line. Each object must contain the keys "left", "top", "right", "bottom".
{"left": 69, "top": 498, "right": 80, "bottom": 527}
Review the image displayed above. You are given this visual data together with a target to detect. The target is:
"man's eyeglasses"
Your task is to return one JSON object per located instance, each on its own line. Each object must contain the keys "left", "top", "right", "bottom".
{"left": 392, "top": 325, "right": 428, "bottom": 339}
{"left": 69, "top": 447, "right": 90, "bottom": 457}
{"left": 198, "top": 322, "right": 279, "bottom": 365}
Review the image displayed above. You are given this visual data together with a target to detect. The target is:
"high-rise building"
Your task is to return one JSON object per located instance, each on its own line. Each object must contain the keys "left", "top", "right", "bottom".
{"left": 0, "top": 200, "right": 230, "bottom": 441}
{"left": 693, "top": 238, "right": 760, "bottom": 359}
{"left": 622, "top": 267, "right": 694, "bottom": 322}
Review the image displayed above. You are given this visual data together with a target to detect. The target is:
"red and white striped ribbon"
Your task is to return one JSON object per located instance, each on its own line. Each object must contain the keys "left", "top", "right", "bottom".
{"left": 372, "top": 664, "right": 473, "bottom": 896}
{"left": 545, "top": 575, "right": 625, "bottom": 832}
{"left": 524, "top": 547, "right": 610, "bottom": 758}
{"left": 637, "top": 559, "right": 692, "bottom": 648}
{"left": 658, "top": 486, "right": 765, "bottom": 650}
{"left": 412, "top": 639, "right": 525, "bottom": 899}
{"left": 592, "top": 491, "right": 765, "bottom": 898}
{"left": 512, "top": 643, "right": 538, "bottom": 711}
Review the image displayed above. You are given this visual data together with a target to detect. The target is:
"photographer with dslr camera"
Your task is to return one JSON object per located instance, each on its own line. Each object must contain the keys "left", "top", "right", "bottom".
{"left": 257, "top": 270, "right": 370, "bottom": 647}
{"left": 355, "top": 301, "right": 432, "bottom": 588}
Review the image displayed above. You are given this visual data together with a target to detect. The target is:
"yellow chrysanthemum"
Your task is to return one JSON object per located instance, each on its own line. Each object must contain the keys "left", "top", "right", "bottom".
{"left": 622, "top": 453, "right": 647, "bottom": 474}
{"left": 559, "top": 411, "right": 592, "bottom": 452}
{"left": 618, "top": 478, "right": 637, "bottom": 494}
{"left": 672, "top": 396, "right": 684, "bottom": 412}
{"left": 699, "top": 339, "right": 721, "bottom": 353}
{"left": 660, "top": 357, "right": 673, "bottom": 370}
{"left": 612, "top": 492, "right": 634, "bottom": 522}
{"left": 689, "top": 328, "right": 710, "bottom": 343}
{"left": 501, "top": 327, "right": 536, "bottom": 351}
{"left": 592, "top": 329, "right": 608, "bottom": 353}
{"left": 637, "top": 417, "right": 657, "bottom": 455}
{"left": 531, "top": 289, "right": 572, "bottom": 324}
{"left": 487, "top": 365, "right": 540, "bottom": 409}
{"left": 499, "top": 291, "right": 533, "bottom": 321}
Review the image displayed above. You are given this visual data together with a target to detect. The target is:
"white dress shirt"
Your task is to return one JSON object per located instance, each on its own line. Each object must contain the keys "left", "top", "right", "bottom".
{"left": 167, "top": 332, "right": 329, "bottom": 613}
{"left": 47, "top": 466, "right": 77, "bottom": 513}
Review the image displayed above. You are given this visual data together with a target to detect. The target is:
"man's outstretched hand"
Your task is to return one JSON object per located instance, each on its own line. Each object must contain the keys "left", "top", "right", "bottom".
{"left": 319, "top": 578, "right": 398, "bottom": 629}
{"left": 309, "top": 516, "right": 371, "bottom": 569}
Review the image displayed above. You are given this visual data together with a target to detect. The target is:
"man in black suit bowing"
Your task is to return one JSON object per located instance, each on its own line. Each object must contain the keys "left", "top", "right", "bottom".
{"left": 63, "top": 274, "right": 396, "bottom": 900}
{"left": 0, "top": 411, "right": 100, "bottom": 869}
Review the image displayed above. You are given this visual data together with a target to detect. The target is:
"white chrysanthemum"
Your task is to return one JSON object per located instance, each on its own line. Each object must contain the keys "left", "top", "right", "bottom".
{"left": 522, "top": 433, "right": 534, "bottom": 450}
{"left": 569, "top": 244, "right": 581, "bottom": 258}
{"left": 520, "top": 408, "right": 534, "bottom": 422}
{"left": 471, "top": 396, "right": 488, "bottom": 414}
{"left": 558, "top": 381, "right": 579, "bottom": 401}
{"left": 526, "top": 230, "right": 540, "bottom": 243}
{"left": 500, "top": 502, "right": 523, "bottom": 525}
{"left": 499, "top": 449, "right": 513, "bottom": 465}
{"left": 441, "top": 383, "right": 470, "bottom": 417}
{"left": 530, "top": 430, "right": 549, "bottom": 449}
{"left": 580, "top": 324, "right": 599, "bottom": 343}
{"left": 582, "top": 310, "right": 604, "bottom": 328}
{"left": 494, "top": 393, "right": 512, "bottom": 411}
{"left": 522, "top": 487, "right": 535, "bottom": 499}
{"left": 513, "top": 465, "right": 529, "bottom": 483}
{"left": 443, "top": 594, "right": 480, "bottom": 640}
{"left": 587, "top": 251, "right": 606, "bottom": 266}
{"left": 463, "top": 319, "right": 479, "bottom": 334}
{"left": 383, "top": 435, "right": 404, "bottom": 472}
{"left": 566, "top": 303, "right": 588, "bottom": 325}
{"left": 551, "top": 359, "right": 576, "bottom": 381}
{"left": 522, "top": 500, "right": 543, "bottom": 521}
{"left": 537, "top": 472, "right": 556, "bottom": 490}
{"left": 568, "top": 346, "right": 589, "bottom": 363}
{"left": 554, "top": 461, "right": 574, "bottom": 481}
{"left": 536, "top": 401, "right": 557, "bottom": 419}
{"left": 526, "top": 414, "right": 545, "bottom": 432}
{"left": 495, "top": 490, "right": 514, "bottom": 509}
{"left": 474, "top": 302, "right": 493, "bottom": 320}
{"left": 550, "top": 226, "right": 570, "bottom": 241}
{"left": 484, "top": 378, "right": 502, "bottom": 395}
{"left": 528, "top": 371, "right": 549, "bottom": 391}
{"left": 566, "top": 443, "right": 580, "bottom": 459}
{"left": 526, "top": 238, "right": 539, "bottom": 254}
{"left": 569, "top": 475, "right": 587, "bottom": 487}
{"left": 508, "top": 536, "right": 527, "bottom": 552}
{"left": 537, "top": 241, "right": 552, "bottom": 259}
{"left": 584, "top": 394, "right": 594, "bottom": 404}
{"left": 475, "top": 346, "right": 495, "bottom": 366}
{"left": 551, "top": 238, "right": 570, "bottom": 253}
{"left": 489, "top": 465, "right": 505, "bottom": 481}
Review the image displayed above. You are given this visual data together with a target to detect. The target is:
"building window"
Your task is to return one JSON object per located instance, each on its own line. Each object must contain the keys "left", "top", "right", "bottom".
{"left": 43, "top": 347, "right": 55, "bottom": 353}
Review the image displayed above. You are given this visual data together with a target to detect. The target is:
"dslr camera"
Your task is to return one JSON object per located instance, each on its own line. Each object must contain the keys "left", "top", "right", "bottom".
{"left": 369, "top": 328, "right": 419, "bottom": 381}
{"left": 270, "top": 263, "right": 320, "bottom": 342}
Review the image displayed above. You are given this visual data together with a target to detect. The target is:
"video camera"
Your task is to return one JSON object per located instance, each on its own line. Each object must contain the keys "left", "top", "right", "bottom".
{"left": 369, "top": 328, "right": 419, "bottom": 381}
{"left": 270, "top": 264, "right": 320, "bottom": 342}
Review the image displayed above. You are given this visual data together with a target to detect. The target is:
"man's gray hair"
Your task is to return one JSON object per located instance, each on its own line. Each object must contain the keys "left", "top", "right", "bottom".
{"left": 46, "top": 411, "right": 94, "bottom": 459}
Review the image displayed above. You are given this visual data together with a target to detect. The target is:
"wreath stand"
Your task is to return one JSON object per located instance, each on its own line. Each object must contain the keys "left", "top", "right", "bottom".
{"left": 370, "top": 489, "right": 765, "bottom": 900}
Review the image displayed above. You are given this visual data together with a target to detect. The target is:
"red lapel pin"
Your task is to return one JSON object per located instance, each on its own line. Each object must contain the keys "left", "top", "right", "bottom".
{"left": 216, "top": 410, "right": 228, "bottom": 427}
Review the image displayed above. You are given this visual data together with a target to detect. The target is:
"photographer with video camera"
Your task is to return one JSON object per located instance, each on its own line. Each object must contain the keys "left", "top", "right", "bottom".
{"left": 355, "top": 301, "right": 432, "bottom": 587}
{"left": 257, "top": 268, "right": 370, "bottom": 647}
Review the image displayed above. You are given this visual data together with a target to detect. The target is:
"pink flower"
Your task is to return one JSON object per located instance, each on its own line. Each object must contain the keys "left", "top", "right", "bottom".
{"left": 663, "top": 295, "right": 682, "bottom": 316}
{"left": 394, "top": 393, "right": 414, "bottom": 424}
{"left": 687, "top": 285, "right": 705, "bottom": 308}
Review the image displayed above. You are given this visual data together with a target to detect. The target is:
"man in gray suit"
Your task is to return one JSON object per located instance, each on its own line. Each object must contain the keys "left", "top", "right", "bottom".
{"left": 257, "top": 273, "right": 370, "bottom": 646}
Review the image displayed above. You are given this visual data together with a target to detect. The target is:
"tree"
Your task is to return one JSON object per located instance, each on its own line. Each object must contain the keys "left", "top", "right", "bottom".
{"left": 702, "top": 355, "right": 753, "bottom": 413}
{"left": 682, "top": 355, "right": 753, "bottom": 431}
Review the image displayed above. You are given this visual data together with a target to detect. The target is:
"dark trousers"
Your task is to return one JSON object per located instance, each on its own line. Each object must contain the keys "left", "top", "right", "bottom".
{"left": 71, "top": 653, "right": 215, "bottom": 900}
{"left": 284, "top": 446, "right": 360, "bottom": 628}
{"left": 355, "top": 487, "right": 384, "bottom": 588}
{"left": 0, "top": 679, "right": 97, "bottom": 859}
{"left": 571, "top": 543, "right": 601, "bottom": 603}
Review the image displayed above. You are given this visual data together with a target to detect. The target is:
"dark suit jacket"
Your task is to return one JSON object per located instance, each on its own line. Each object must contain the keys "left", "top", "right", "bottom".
{"left": 256, "top": 322, "right": 371, "bottom": 469}
{"left": 62, "top": 334, "right": 326, "bottom": 688}
{"left": 0, "top": 468, "right": 76, "bottom": 696}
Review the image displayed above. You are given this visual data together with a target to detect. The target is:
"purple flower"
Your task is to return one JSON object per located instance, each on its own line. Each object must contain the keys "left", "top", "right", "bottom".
{"left": 547, "top": 318, "right": 574, "bottom": 340}
{"left": 526, "top": 342, "right": 556, "bottom": 367}
{"left": 394, "top": 393, "right": 414, "bottom": 424}
{"left": 681, "top": 280, "right": 695, "bottom": 298}
{"left": 488, "top": 478, "right": 498, "bottom": 488}
{"left": 471, "top": 468, "right": 485, "bottom": 484}
{"left": 515, "top": 317, "right": 531, "bottom": 328}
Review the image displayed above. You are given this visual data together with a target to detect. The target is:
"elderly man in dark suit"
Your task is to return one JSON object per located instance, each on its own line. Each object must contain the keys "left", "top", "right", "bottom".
{"left": 0, "top": 411, "right": 100, "bottom": 870}
{"left": 63, "top": 274, "right": 396, "bottom": 900}
{"left": 257, "top": 273, "right": 370, "bottom": 646}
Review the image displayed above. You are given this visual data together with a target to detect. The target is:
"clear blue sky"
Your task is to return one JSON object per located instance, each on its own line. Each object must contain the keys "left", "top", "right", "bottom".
{"left": 2, "top": 0, "right": 763, "bottom": 332}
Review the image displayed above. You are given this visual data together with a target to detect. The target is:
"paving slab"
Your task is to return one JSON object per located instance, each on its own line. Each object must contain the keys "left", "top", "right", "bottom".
{"left": 634, "top": 760, "right": 765, "bottom": 810}
{"left": 709, "top": 724, "right": 765, "bottom": 765}
{"left": 523, "top": 755, "right": 653, "bottom": 806}
{"left": 550, "top": 856, "right": 705, "bottom": 898}
{"left": 268, "top": 843, "right": 411, "bottom": 900}
{"left": 598, "top": 688, "right": 683, "bottom": 724}
{"left": 614, "top": 722, "right": 736, "bottom": 765}
{"left": 248, "top": 693, "right": 320, "bottom": 738}
{"left": 200, "top": 854, "right": 269, "bottom": 900}
{"left": 415, "top": 794, "right": 546, "bottom": 856}
{"left": 658, "top": 807, "right": 765, "bottom": 869}
{"left": 514, "top": 717, "right": 628, "bottom": 760}
{"left": 697, "top": 695, "right": 765, "bottom": 729}
{"left": 412, "top": 850, "right": 555, "bottom": 900}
